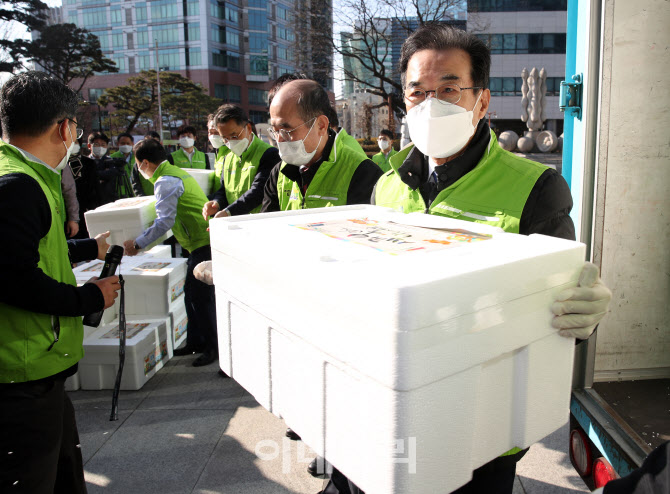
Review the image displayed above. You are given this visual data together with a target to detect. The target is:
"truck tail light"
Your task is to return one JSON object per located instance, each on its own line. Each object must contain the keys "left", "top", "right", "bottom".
{"left": 569, "top": 428, "right": 593, "bottom": 477}
{"left": 593, "top": 457, "right": 618, "bottom": 488}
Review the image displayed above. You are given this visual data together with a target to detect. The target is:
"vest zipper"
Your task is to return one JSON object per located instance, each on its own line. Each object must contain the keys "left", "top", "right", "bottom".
{"left": 47, "top": 315, "right": 60, "bottom": 351}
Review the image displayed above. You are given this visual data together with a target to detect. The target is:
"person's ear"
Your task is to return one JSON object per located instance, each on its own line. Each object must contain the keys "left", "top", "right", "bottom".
{"left": 318, "top": 115, "right": 329, "bottom": 135}
{"left": 476, "top": 89, "right": 491, "bottom": 121}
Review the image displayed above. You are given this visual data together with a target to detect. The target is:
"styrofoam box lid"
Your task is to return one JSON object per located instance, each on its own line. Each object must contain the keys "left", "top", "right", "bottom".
{"left": 84, "top": 316, "right": 169, "bottom": 348}
{"left": 84, "top": 196, "right": 157, "bottom": 219}
{"left": 138, "top": 244, "right": 173, "bottom": 259}
{"left": 73, "top": 256, "right": 145, "bottom": 281}
{"left": 120, "top": 258, "right": 187, "bottom": 280}
{"left": 210, "top": 205, "right": 586, "bottom": 390}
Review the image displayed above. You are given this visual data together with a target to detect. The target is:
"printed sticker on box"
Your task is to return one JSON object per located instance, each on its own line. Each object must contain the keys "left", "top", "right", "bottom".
{"left": 171, "top": 279, "right": 185, "bottom": 302}
{"left": 132, "top": 262, "right": 171, "bottom": 272}
{"left": 144, "top": 340, "right": 169, "bottom": 375}
{"left": 102, "top": 323, "right": 149, "bottom": 339}
{"left": 175, "top": 315, "right": 188, "bottom": 341}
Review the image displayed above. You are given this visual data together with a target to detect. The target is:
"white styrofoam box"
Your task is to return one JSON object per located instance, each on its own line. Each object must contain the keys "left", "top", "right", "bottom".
{"left": 182, "top": 167, "right": 215, "bottom": 195}
{"left": 120, "top": 258, "right": 188, "bottom": 316}
{"left": 79, "top": 316, "right": 171, "bottom": 390}
{"left": 168, "top": 301, "right": 188, "bottom": 357}
{"left": 65, "top": 324, "right": 101, "bottom": 391}
{"left": 209, "top": 205, "right": 586, "bottom": 494}
{"left": 84, "top": 196, "right": 169, "bottom": 248}
{"left": 139, "top": 244, "right": 173, "bottom": 259}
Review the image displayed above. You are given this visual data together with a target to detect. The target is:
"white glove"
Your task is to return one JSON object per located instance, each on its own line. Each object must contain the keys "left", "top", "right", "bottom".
{"left": 551, "top": 262, "right": 612, "bottom": 339}
{"left": 193, "top": 260, "right": 214, "bottom": 286}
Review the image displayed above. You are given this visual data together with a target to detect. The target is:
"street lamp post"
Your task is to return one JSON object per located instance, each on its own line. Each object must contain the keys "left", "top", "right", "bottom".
{"left": 487, "top": 111, "right": 497, "bottom": 128}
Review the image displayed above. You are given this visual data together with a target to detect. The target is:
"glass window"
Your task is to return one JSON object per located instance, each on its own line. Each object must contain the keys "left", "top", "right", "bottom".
{"left": 95, "top": 33, "right": 110, "bottom": 51}
{"left": 157, "top": 49, "right": 180, "bottom": 70}
{"left": 136, "top": 5, "right": 147, "bottom": 22}
{"left": 502, "top": 77, "right": 515, "bottom": 96}
{"left": 187, "top": 0, "right": 199, "bottom": 16}
{"left": 277, "top": 26, "right": 294, "bottom": 42}
{"left": 249, "top": 55, "right": 268, "bottom": 76}
{"left": 136, "top": 28, "right": 149, "bottom": 48}
{"left": 249, "top": 32, "right": 267, "bottom": 53}
{"left": 276, "top": 45, "right": 293, "bottom": 61}
{"left": 82, "top": 8, "right": 107, "bottom": 28}
{"left": 248, "top": 88, "right": 268, "bottom": 105}
{"left": 212, "top": 48, "right": 226, "bottom": 67}
{"left": 152, "top": 25, "right": 180, "bottom": 46}
{"left": 151, "top": 0, "right": 179, "bottom": 21}
{"left": 248, "top": 0, "right": 264, "bottom": 7}
{"left": 187, "top": 23, "right": 200, "bottom": 41}
{"left": 248, "top": 10, "right": 266, "bottom": 30}
{"left": 228, "top": 85, "right": 241, "bottom": 102}
{"left": 489, "top": 34, "right": 502, "bottom": 54}
{"left": 276, "top": 4, "right": 289, "bottom": 21}
{"left": 89, "top": 88, "right": 104, "bottom": 103}
{"left": 112, "top": 32, "right": 124, "bottom": 49}
{"left": 214, "top": 84, "right": 241, "bottom": 102}
{"left": 489, "top": 78, "right": 502, "bottom": 96}
{"left": 68, "top": 12, "right": 78, "bottom": 26}
{"left": 226, "top": 30, "right": 239, "bottom": 47}
{"left": 277, "top": 63, "right": 293, "bottom": 77}
{"left": 110, "top": 8, "right": 122, "bottom": 26}
{"left": 249, "top": 110, "right": 268, "bottom": 124}
{"left": 188, "top": 47, "right": 201, "bottom": 66}
{"left": 226, "top": 6, "right": 238, "bottom": 24}
{"left": 210, "top": 0, "right": 223, "bottom": 19}
{"left": 138, "top": 52, "right": 152, "bottom": 71}
{"left": 211, "top": 24, "right": 223, "bottom": 43}
{"left": 503, "top": 34, "right": 515, "bottom": 54}
{"left": 110, "top": 55, "right": 127, "bottom": 73}
{"left": 516, "top": 33, "right": 528, "bottom": 54}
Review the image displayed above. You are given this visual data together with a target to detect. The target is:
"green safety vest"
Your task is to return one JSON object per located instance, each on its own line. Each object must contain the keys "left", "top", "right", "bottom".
{"left": 375, "top": 131, "right": 547, "bottom": 234}
{"left": 372, "top": 148, "right": 397, "bottom": 174}
{"left": 110, "top": 150, "right": 135, "bottom": 197}
{"left": 171, "top": 147, "right": 207, "bottom": 170}
{"left": 150, "top": 161, "right": 211, "bottom": 252}
{"left": 222, "top": 135, "right": 272, "bottom": 214}
{"left": 0, "top": 142, "right": 84, "bottom": 383}
{"left": 210, "top": 145, "right": 231, "bottom": 194}
{"left": 336, "top": 129, "right": 367, "bottom": 156}
{"left": 277, "top": 131, "right": 367, "bottom": 210}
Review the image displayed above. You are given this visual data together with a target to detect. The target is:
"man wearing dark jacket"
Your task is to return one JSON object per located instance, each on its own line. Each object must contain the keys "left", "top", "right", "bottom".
{"left": 0, "top": 71, "right": 120, "bottom": 493}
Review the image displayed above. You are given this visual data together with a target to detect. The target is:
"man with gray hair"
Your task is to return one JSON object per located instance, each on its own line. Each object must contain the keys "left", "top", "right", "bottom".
{"left": 261, "top": 79, "right": 382, "bottom": 211}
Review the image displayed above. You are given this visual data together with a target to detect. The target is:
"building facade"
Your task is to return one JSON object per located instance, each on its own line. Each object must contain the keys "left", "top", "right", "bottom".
{"left": 56, "top": 0, "right": 332, "bottom": 131}
{"left": 467, "top": 0, "right": 567, "bottom": 135}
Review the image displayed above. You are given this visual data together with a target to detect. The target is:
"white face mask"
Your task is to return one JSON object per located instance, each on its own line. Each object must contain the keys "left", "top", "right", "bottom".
{"left": 57, "top": 125, "right": 75, "bottom": 171}
{"left": 378, "top": 139, "right": 391, "bottom": 151}
{"left": 119, "top": 144, "right": 133, "bottom": 154}
{"left": 226, "top": 134, "right": 250, "bottom": 157}
{"left": 179, "top": 137, "right": 195, "bottom": 148}
{"left": 406, "top": 91, "right": 482, "bottom": 159}
{"left": 92, "top": 145, "right": 107, "bottom": 158}
{"left": 138, "top": 160, "right": 153, "bottom": 180}
{"left": 71, "top": 143, "right": 81, "bottom": 155}
{"left": 277, "top": 119, "right": 321, "bottom": 166}
{"left": 209, "top": 134, "right": 225, "bottom": 149}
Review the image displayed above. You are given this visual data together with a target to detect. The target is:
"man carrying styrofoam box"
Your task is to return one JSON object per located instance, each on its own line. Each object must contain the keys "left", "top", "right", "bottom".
{"left": 196, "top": 28, "right": 613, "bottom": 494}
{"left": 121, "top": 138, "right": 221, "bottom": 369}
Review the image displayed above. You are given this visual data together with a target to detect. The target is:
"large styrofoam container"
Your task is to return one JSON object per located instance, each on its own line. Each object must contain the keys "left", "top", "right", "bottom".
{"left": 84, "top": 196, "right": 169, "bottom": 248}
{"left": 65, "top": 324, "right": 101, "bottom": 391}
{"left": 168, "top": 301, "right": 188, "bottom": 357}
{"left": 79, "top": 316, "right": 171, "bottom": 390}
{"left": 139, "top": 244, "right": 173, "bottom": 259}
{"left": 182, "top": 167, "right": 215, "bottom": 195}
{"left": 209, "top": 205, "right": 586, "bottom": 494}
{"left": 120, "top": 258, "right": 187, "bottom": 316}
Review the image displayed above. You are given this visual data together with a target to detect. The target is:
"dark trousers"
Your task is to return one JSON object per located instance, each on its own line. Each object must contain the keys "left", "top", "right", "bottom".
{"left": 184, "top": 245, "right": 218, "bottom": 352}
{"left": 323, "top": 450, "right": 526, "bottom": 494}
{"left": 0, "top": 376, "right": 86, "bottom": 494}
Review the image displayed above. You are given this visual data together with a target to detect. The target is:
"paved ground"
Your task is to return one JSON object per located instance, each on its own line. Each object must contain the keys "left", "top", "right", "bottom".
{"left": 70, "top": 356, "right": 589, "bottom": 494}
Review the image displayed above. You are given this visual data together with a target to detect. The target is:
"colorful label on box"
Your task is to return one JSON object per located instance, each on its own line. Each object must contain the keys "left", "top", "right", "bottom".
{"left": 80, "top": 260, "right": 105, "bottom": 273}
{"left": 171, "top": 279, "right": 185, "bottom": 302}
{"left": 102, "top": 323, "right": 150, "bottom": 339}
{"left": 292, "top": 218, "right": 492, "bottom": 255}
{"left": 132, "top": 262, "right": 171, "bottom": 272}
{"left": 175, "top": 316, "right": 188, "bottom": 341}
{"left": 144, "top": 340, "right": 168, "bottom": 375}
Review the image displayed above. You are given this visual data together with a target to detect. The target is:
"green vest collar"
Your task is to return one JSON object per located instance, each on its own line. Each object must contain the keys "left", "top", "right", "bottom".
{"left": 148, "top": 160, "right": 171, "bottom": 184}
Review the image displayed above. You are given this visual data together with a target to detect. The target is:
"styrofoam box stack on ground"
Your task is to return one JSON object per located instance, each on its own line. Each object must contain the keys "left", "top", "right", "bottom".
{"left": 183, "top": 167, "right": 215, "bottom": 195}
{"left": 79, "top": 316, "right": 171, "bottom": 390}
{"left": 168, "top": 302, "right": 188, "bottom": 357}
{"left": 120, "top": 258, "right": 187, "bottom": 317}
{"left": 209, "top": 205, "right": 586, "bottom": 494}
{"left": 64, "top": 323, "right": 106, "bottom": 391}
{"left": 84, "top": 196, "right": 170, "bottom": 248}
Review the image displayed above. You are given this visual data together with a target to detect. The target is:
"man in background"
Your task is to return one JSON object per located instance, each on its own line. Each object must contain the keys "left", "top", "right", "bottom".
{"left": 171, "top": 125, "right": 210, "bottom": 170}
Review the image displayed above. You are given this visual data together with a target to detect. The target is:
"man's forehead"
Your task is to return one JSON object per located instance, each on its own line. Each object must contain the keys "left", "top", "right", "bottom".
{"left": 406, "top": 48, "right": 472, "bottom": 86}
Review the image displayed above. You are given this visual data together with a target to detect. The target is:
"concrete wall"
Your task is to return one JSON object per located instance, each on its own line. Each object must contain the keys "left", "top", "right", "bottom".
{"left": 593, "top": 0, "right": 670, "bottom": 380}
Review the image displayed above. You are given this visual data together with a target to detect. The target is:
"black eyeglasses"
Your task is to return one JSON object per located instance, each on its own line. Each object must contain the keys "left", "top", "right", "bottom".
{"left": 58, "top": 117, "right": 84, "bottom": 139}
{"left": 404, "top": 83, "right": 482, "bottom": 105}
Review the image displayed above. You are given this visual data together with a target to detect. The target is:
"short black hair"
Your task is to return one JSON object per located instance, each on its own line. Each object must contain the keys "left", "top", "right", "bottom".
{"left": 268, "top": 72, "right": 308, "bottom": 105}
{"left": 134, "top": 138, "right": 167, "bottom": 165}
{"left": 88, "top": 132, "right": 110, "bottom": 145}
{"left": 214, "top": 104, "right": 248, "bottom": 126}
{"left": 326, "top": 105, "right": 339, "bottom": 128}
{"left": 117, "top": 132, "right": 133, "bottom": 142}
{"left": 399, "top": 23, "right": 490, "bottom": 90}
{"left": 379, "top": 129, "right": 394, "bottom": 139}
{"left": 0, "top": 71, "right": 79, "bottom": 139}
{"left": 145, "top": 131, "right": 161, "bottom": 141}
{"left": 177, "top": 125, "right": 196, "bottom": 137}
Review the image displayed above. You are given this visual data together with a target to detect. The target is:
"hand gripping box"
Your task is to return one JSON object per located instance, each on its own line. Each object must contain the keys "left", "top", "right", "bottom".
{"left": 84, "top": 196, "right": 169, "bottom": 248}
{"left": 79, "top": 316, "right": 172, "bottom": 390}
{"left": 209, "top": 205, "right": 586, "bottom": 494}
{"left": 182, "top": 167, "right": 215, "bottom": 195}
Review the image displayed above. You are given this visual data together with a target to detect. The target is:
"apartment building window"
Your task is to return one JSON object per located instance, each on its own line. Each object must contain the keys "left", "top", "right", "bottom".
{"left": 468, "top": 0, "right": 567, "bottom": 11}
{"left": 476, "top": 33, "right": 566, "bottom": 54}
{"left": 95, "top": 33, "right": 110, "bottom": 51}
{"left": 228, "top": 51, "right": 240, "bottom": 71}
{"left": 88, "top": 88, "right": 104, "bottom": 103}
{"left": 214, "top": 84, "right": 241, "bottom": 103}
{"left": 277, "top": 63, "right": 294, "bottom": 76}
{"left": 68, "top": 12, "right": 78, "bottom": 25}
{"left": 151, "top": 0, "right": 179, "bottom": 21}
{"left": 226, "top": 6, "right": 239, "bottom": 24}
{"left": 248, "top": 88, "right": 268, "bottom": 105}
{"left": 157, "top": 49, "right": 180, "bottom": 70}
{"left": 187, "top": 47, "right": 201, "bottom": 66}
{"left": 187, "top": 0, "right": 199, "bottom": 16}
{"left": 213, "top": 49, "right": 240, "bottom": 72}
{"left": 112, "top": 32, "right": 124, "bottom": 49}
{"left": 110, "top": 55, "right": 127, "bottom": 73}
{"left": 248, "top": 10, "right": 267, "bottom": 30}
{"left": 489, "top": 76, "right": 563, "bottom": 96}
{"left": 249, "top": 110, "right": 269, "bottom": 125}
{"left": 187, "top": 23, "right": 200, "bottom": 41}
{"left": 248, "top": 0, "right": 265, "bottom": 7}
{"left": 276, "top": 4, "right": 290, "bottom": 21}
{"left": 276, "top": 45, "right": 293, "bottom": 61}
{"left": 136, "top": 28, "right": 149, "bottom": 48}
{"left": 136, "top": 3, "right": 147, "bottom": 22}
{"left": 110, "top": 8, "right": 122, "bottom": 26}
{"left": 249, "top": 32, "right": 267, "bottom": 53}
{"left": 82, "top": 8, "right": 107, "bottom": 28}
{"left": 249, "top": 55, "right": 268, "bottom": 76}
{"left": 138, "top": 52, "right": 152, "bottom": 71}
{"left": 277, "top": 26, "right": 294, "bottom": 42}
{"left": 152, "top": 25, "right": 180, "bottom": 46}
{"left": 226, "top": 30, "right": 239, "bottom": 47}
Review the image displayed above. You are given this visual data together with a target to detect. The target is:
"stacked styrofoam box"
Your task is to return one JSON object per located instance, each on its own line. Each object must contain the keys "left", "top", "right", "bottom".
{"left": 120, "top": 258, "right": 187, "bottom": 316}
{"left": 183, "top": 167, "right": 215, "bottom": 195}
{"left": 168, "top": 302, "right": 188, "bottom": 358}
{"left": 209, "top": 205, "right": 586, "bottom": 494}
{"left": 79, "top": 316, "right": 171, "bottom": 390}
{"left": 84, "top": 196, "right": 170, "bottom": 248}
{"left": 139, "top": 244, "right": 173, "bottom": 259}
